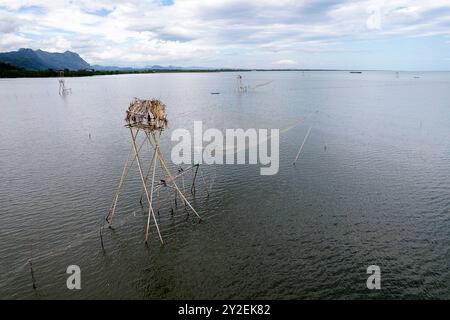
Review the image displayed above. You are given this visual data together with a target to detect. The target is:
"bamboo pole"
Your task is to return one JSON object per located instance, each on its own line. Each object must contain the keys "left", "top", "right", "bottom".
{"left": 100, "top": 226, "right": 105, "bottom": 251}
{"left": 144, "top": 130, "right": 201, "bottom": 220}
{"left": 182, "top": 173, "right": 186, "bottom": 193}
{"left": 106, "top": 145, "right": 133, "bottom": 224}
{"left": 174, "top": 185, "right": 178, "bottom": 207}
{"left": 155, "top": 144, "right": 202, "bottom": 220}
{"left": 180, "top": 170, "right": 187, "bottom": 206}
{"left": 106, "top": 131, "right": 146, "bottom": 225}
{"left": 29, "top": 260, "right": 36, "bottom": 290}
{"left": 129, "top": 128, "right": 164, "bottom": 245}
{"left": 144, "top": 134, "right": 160, "bottom": 242}
{"left": 157, "top": 188, "right": 161, "bottom": 215}
{"left": 293, "top": 126, "right": 312, "bottom": 165}
{"left": 139, "top": 148, "right": 157, "bottom": 204}
{"left": 190, "top": 164, "right": 199, "bottom": 194}
{"left": 146, "top": 164, "right": 195, "bottom": 195}
{"left": 139, "top": 130, "right": 160, "bottom": 204}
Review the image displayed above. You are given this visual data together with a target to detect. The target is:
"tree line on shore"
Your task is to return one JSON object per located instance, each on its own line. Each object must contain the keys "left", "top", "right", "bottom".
{"left": 0, "top": 61, "right": 249, "bottom": 78}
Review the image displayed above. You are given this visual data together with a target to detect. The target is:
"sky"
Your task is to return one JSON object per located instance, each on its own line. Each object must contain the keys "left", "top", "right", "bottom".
{"left": 1, "top": 0, "right": 450, "bottom": 70}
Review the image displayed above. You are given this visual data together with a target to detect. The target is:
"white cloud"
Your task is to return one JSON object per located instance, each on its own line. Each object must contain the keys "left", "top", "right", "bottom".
{"left": 0, "top": 33, "right": 31, "bottom": 49}
{"left": 273, "top": 59, "right": 298, "bottom": 66}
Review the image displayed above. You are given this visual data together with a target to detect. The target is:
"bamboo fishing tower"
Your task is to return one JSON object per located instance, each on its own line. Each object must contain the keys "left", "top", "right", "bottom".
{"left": 106, "top": 98, "right": 202, "bottom": 245}
{"left": 57, "top": 71, "right": 72, "bottom": 95}
{"left": 237, "top": 74, "right": 248, "bottom": 92}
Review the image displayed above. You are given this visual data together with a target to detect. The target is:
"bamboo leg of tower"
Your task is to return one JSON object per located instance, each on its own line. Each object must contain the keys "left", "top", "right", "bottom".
{"left": 157, "top": 188, "right": 161, "bottom": 215}
{"left": 107, "top": 133, "right": 146, "bottom": 223}
{"left": 129, "top": 128, "right": 164, "bottom": 245}
{"left": 107, "top": 130, "right": 144, "bottom": 225}
{"left": 139, "top": 148, "right": 157, "bottom": 204}
{"left": 139, "top": 130, "right": 159, "bottom": 202}
{"left": 144, "top": 143, "right": 159, "bottom": 242}
{"left": 106, "top": 146, "right": 132, "bottom": 224}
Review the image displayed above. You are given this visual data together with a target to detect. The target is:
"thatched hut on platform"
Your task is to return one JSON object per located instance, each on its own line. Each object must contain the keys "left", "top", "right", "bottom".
{"left": 125, "top": 98, "right": 168, "bottom": 130}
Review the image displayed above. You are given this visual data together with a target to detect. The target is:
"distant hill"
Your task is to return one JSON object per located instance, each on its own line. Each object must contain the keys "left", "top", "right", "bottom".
{"left": 0, "top": 48, "right": 207, "bottom": 72}
{"left": 0, "top": 48, "right": 90, "bottom": 71}
{"left": 91, "top": 65, "right": 135, "bottom": 71}
{"left": 146, "top": 65, "right": 182, "bottom": 70}
{"left": 91, "top": 64, "right": 195, "bottom": 71}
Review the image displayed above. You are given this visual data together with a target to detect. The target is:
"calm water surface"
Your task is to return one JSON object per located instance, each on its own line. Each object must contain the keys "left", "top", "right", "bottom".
{"left": 1, "top": 71, "right": 450, "bottom": 299}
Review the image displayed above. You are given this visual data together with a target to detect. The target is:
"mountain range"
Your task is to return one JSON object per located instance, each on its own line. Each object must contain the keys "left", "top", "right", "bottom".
{"left": 0, "top": 48, "right": 91, "bottom": 70}
{"left": 0, "top": 48, "right": 195, "bottom": 71}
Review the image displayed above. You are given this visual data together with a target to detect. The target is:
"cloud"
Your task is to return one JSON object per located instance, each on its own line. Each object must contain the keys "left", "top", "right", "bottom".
{"left": 0, "top": 33, "right": 31, "bottom": 49}
{"left": 273, "top": 59, "right": 298, "bottom": 66}
{"left": 0, "top": 0, "right": 449, "bottom": 68}
{"left": 0, "top": 12, "right": 23, "bottom": 33}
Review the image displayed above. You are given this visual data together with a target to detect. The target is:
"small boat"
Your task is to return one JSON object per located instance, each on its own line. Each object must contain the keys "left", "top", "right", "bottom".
{"left": 350, "top": 71, "right": 362, "bottom": 74}
{"left": 210, "top": 92, "right": 221, "bottom": 95}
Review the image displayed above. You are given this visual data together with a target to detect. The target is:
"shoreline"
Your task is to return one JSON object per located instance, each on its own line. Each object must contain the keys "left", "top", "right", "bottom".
{"left": 1, "top": 66, "right": 446, "bottom": 79}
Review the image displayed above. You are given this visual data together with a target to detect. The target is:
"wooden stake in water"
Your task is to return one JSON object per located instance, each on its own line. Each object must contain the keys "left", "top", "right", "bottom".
{"left": 29, "top": 259, "right": 36, "bottom": 290}
{"left": 191, "top": 164, "right": 199, "bottom": 194}
{"left": 293, "top": 126, "right": 312, "bottom": 165}
{"left": 100, "top": 225, "right": 105, "bottom": 252}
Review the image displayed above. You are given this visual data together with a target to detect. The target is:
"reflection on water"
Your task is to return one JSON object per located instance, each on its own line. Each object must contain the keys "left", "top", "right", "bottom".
{"left": 1, "top": 71, "right": 450, "bottom": 299}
